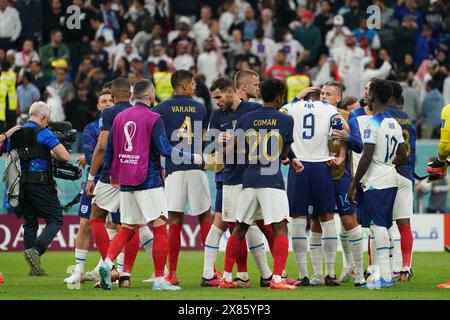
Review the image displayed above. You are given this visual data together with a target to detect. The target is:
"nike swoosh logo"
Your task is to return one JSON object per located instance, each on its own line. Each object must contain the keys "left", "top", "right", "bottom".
{"left": 220, "top": 123, "right": 229, "bottom": 128}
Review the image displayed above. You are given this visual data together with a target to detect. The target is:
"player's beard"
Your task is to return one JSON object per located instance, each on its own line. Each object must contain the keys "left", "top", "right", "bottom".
{"left": 224, "top": 97, "right": 234, "bottom": 112}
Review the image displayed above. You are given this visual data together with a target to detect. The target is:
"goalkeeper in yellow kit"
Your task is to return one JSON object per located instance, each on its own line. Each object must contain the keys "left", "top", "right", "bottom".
{"left": 427, "top": 104, "right": 450, "bottom": 289}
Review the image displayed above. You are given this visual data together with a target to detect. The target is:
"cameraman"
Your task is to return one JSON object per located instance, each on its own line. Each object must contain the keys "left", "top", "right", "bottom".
{"left": 11, "top": 102, "right": 69, "bottom": 276}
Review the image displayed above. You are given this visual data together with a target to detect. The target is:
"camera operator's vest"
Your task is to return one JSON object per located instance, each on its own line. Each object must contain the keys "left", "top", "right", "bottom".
{"left": 111, "top": 104, "right": 160, "bottom": 186}
{"left": 17, "top": 127, "right": 52, "bottom": 184}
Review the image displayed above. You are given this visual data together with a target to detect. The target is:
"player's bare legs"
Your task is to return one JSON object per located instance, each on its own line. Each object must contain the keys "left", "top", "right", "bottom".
{"left": 339, "top": 213, "right": 364, "bottom": 285}
{"left": 64, "top": 218, "right": 91, "bottom": 284}
{"left": 396, "top": 218, "right": 414, "bottom": 281}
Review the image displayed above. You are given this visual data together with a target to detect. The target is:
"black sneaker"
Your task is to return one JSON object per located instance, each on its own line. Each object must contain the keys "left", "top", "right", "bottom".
{"left": 364, "top": 269, "right": 371, "bottom": 280}
{"left": 260, "top": 275, "right": 272, "bottom": 287}
{"left": 324, "top": 275, "right": 341, "bottom": 286}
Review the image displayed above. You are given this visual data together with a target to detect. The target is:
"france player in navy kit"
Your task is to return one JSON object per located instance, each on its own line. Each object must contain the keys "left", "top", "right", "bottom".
{"left": 152, "top": 70, "right": 211, "bottom": 285}
{"left": 386, "top": 80, "right": 416, "bottom": 281}
{"left": 219, "top": 78, "right": 303, "bottom": 290}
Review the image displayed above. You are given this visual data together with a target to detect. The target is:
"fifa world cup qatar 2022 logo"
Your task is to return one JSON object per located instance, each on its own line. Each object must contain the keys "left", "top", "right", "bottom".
{"left": 124, "top": 121, "right": 137, "bottom": 152}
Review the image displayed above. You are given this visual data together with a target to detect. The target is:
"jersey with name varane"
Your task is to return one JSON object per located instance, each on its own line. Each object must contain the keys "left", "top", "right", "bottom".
{"left": 350, "top": 107, "right": 372, "bottom": 176}
{"left": 153, "top": 95, "right": 208, "bottom": 174}
{"left": 363, "top": 112, "right": 404, "bottom": 191}
{"left": 236, "top": 107, "right": 294, "bottom": 190}
{"left": 99, "top": 101, "right": 132, "bottom": 184}
{"left": 209, "top": 101, "right": 261, "bottom": 185}
{"left": 387, "top": 106, "right": 416, "bottom": 181}
{"left": 281, "top": 100, "right": 339, "bottom": 162}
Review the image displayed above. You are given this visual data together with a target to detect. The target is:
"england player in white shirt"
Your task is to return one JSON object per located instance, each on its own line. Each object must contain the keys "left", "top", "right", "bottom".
{"left": 349, "top": 79, "right": 408, "bottom": 289}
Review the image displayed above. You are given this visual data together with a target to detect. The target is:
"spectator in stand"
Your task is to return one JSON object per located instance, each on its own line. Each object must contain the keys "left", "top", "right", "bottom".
{"left": 169, "top": 21, "right": 196, "bottom": 58}
{"left": 30, "top": 61, "right": 49, "bottom": 97}
{"left": 342, "top": 0, "right": 363, "bottom": 31}
{"left": 189, "top": 65, "right": 212, "bottom": 118}
{"left": 359, "top": 53, "right": 392, "bottom": 98}
{"left": 394, "top": 0, "right": 425, "bottom": 32}
{"left": 152, "top": 0, "right": 171, "bottom": 36}
{"left": 153, "top": 60, "right": 173, "bottom": 103}
{"left": 374, "top": 0, "right": 398, "bottom": 58}
{"left": 42, "top": 0, "right": 66, "bottom": 45}
{"left": 14, "top": 0, "right": 42, "bottom": 48}
{"left": 113, "top": 39, "right": 140, "bottom": 71}
{"left": 260, "top": 8, "right": 277, "bottom": 40}
{"left": 90, "top": 38, "right": 109, "bottom": 73}
{"left": 397, "top": 72, "right": 420, "bottom": 122}
{"left": 90, "top": 15, "right": 116, "bottom": 56}
{"left": 227, "top": 29, "right": 244, "bottom": 71}
{"left": 193, "top": 5, "right": 213, "bottom": 53}
{"left": 74, "top": 58, "right": 94, "bottom": 90}
{"left": 109, "top": 57, "right": 130, "bottom": 80}
{"left": 16, "top": 71, "right": 40, "bottom": 114}
{"left": 353, "top": 15, "right": 381, "bottom": 54}
{"left": 132, "top": 20, "right": 153, "bottom": 58}
{"left": 425, "top": 0, "right": 446, "bottom": 34}
{"left": 394, "top": 14, "right": 419, "bottom": 67}
{"left": 398, "top": 53, "right": 417, "bottom": 81}
{"left": 234, "top": 39, "right": 262, "bottom": 72}
{"left": 171, "top": 0, "right": 199, "bottom": 27}
{"left": 40, "top": 29, "right": 70, "bottom": 78}
{"left": 208, "top": 19, "right": 229, "bottom": 55}
{"left": 197, "top": 37, "right": 226, "bottom": 88}
{"left": 340, "top": 96, "right": 360, "bottom": 111}
{"left": 275, "top": 0, "right": 300, "bottom": 28}
{"left": 278, "top": 28, "right": 305, "bottom": 69}
{"left": 420, "top": 79, "right": 444, "bottom": 138}
{"left": 433, "top": 50, "right": 449, "bottom": 91}
{"left": 314, "top": 0, "right": 334, "bottom": 54}
{"left": 267, "top": 49, "right": 297, "bottom": 83}
{"left": 14, "top": 39, "right": 40, "bottom": 75}
{"left": 143, "top": 23, "right": 168, "bottom": 59}
{"left": 230, "top": 5, "right": 258, "bottom": 41}
{"left": 126, "top": 0, "right": 150, "bottom": 33}
{"left": 219, "top": 0, "right": 237, "bottom": 42}
{"left": 414, "top": 24, "right": 439, "bottom": 69}
{"left": 293, "top": 10, "right": 322, "bottom": 67}
{"left": 252, "top": 27, "right": 278, "bottom": 69}
{"left": 325, "top": 15, "right": 353, "bottom": 52}
{"left": 173, "top": 40, "right": 195, "bottom": 71}
{"left": 100, "top": 0, "right": 123, "bottom": 39}
{"left": 0, "top": 0, "right": 22, "bottom": 51}
{"left": 50, "top": 67, "right": 75, "bottom": 110}
{"left": 147, "top": 41, "right": 174, "bottom": 73}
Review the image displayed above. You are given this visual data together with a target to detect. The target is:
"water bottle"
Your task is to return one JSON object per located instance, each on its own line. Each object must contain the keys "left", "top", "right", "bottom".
{"left": 331, "top": 117, "right": 343, "bottom": 145}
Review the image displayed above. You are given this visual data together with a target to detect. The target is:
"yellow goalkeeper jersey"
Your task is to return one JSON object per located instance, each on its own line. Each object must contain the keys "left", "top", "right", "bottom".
{"left": 438, "top": 104, "right": 450, "bottom": 160}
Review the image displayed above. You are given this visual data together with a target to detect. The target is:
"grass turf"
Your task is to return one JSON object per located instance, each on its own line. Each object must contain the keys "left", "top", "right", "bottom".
{"left": 0, "top": 251, "right": 449, "bottom": 300}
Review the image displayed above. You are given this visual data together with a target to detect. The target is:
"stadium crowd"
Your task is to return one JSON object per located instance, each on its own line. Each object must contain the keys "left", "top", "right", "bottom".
{"left": 0, "top": 0, "right": 450, "bottom": 151}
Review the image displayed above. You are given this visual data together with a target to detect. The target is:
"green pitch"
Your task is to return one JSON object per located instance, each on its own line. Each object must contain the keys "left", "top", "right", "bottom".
{"left": 0, "top": 251, "right": 449, "bottom": 300}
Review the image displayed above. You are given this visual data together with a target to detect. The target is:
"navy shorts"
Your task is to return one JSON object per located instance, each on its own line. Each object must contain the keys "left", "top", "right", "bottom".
{"left": 287, "top": 162, "right": 335, "bottom": 218}
{"left": 78, "top": 184, "right": 121, "bottom": 224}
{"left": 215, "top": 181, "right": 223, "bottom": 213}
{"left": 355, "top": 186, "right": 364, "bottom": 223}
{"left": 361, "top": 187, "right": 397, "bottom": 228}
{"left": 333, "top": 175, "right": 357, "bottom": 216}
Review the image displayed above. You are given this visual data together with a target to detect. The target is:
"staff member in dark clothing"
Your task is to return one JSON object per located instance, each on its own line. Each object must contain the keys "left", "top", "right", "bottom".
{"left": 9, "top": 101, "right": 69, "bottom": 276}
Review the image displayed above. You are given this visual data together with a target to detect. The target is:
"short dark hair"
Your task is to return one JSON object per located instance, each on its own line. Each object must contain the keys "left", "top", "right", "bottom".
{"left": 254, "top": 27, "right": 264, "bottom": 39}
{"left": 210, "top": 77, "right": 234, "bottom": 92}
{"left": 157, "top": 60, "right": 168, "bottom": 72}
{"left": 103, "top": 81, "right": 113, "bottom": 90}
{"left": 260, "top": 78, "right": 285, "bottom": 103}
{"left": 111, "top": 78, "right": 131, "bottom": 99}
{"left": 396, "top": 72, "right": 408, "bottom": 82}
{"left": 304, "top": 88, "right": 321, "bottom": 101}
{"left": 341, "top": 96, "right": 359, "bottom": 110}
{"left": 171, "top": 70, "right": 193, "bottom": 89}
{"left": 22, "top": 71, "right": 34, "bottom": 82}
{"left": 133, "top": 79, "right": 154, "bottom": 99}
{"left": 50, "top": 28, "right": 62, "bottom": 37}
{"left": 387, "top": 80, "right": 403, "bottom": 100}
{"left": 427, "top": 79, "right": 438, "bottom": 90}
{"left": 370, "top": 79, "right": 392, "bottom": 104}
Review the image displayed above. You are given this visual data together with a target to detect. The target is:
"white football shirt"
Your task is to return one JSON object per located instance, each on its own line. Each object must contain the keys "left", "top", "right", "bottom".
{"left": 362, "top": 112, "right": 404, "bottom": 191}
{"left": 281, "top": 100, "right": 339, "bottom": 162}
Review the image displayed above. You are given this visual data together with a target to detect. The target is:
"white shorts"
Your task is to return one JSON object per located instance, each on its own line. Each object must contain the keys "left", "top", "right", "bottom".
{"left": 222, "top": 184, "right": 242, "bottom": 223}
{"left": 393, "top": 174, "right": 413, "bottom": 220}
{"left": 165, "top": 170, "right": 211, "bottom": 215}
{"left": 119, "top": 188, "right": 168, "bottom": 225}
{"left": 236, "top": 188, "right": 289, "bottom": 226}
{"left": 93, "top": 181, "right": 120, "bottom": 213}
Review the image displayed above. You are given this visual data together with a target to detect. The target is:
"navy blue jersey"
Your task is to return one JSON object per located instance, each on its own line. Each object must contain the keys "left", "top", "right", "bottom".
{"left": 236, "top": 107, "right": 294, "bottom": 190}
{"left": 82, "top": 119, "right": 101, "bottom": 180}
{"left": 104, "top": 116, "right": 195, "bottom": 191}
{"left": 98, "top": 101, "right": 132, "bottom": 184}
{"left": 387, "top": 106, "right": 416, "bottom": 181}
{"left": 209, "top": 100, "right": 261, "bottom": 185}
{"left": 11, "top": 121, "right": 60, "bottom": 173}
{"left": 152, "top": 95, "right": 208, "bottom": 174}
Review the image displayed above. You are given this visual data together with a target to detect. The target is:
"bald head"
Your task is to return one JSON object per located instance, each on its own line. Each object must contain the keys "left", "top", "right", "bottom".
{"left": 29, "top": 101, "right": 51, "bottom": 118}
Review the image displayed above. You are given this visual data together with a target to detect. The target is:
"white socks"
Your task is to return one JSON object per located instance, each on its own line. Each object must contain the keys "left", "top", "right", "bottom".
{"left": 347, "top": 225, "right": 363, "bottom": 276}
{"left": 75, "top": 249, "right": 88, "bottom": 274}
{"left": 291, "top": 218, "right": 309, "bottom": 279}
{"left": 389, "top": 223, "right": 402, "bottom": 273}
{"left": 321, "top": 220, "right": 337, "bottom": 278}
{"left": 203, "top": 225, "right": 224, "bottom": 279}
{"left": 246, "top": 225, "right": 272, "bottom": 279}
{"left": 107, "top": 228, "right": 117, "bottom": 240}
{"left": 369, "top": 231, "right": 377, "bottom": 265}
{"left": 117, "top": 252, "right": 125, "bottom": 273}
{"left": 370, "top": 224, "right": 392, "bottom": 281}
{"left": 340, "top": 229, "right": 354, "bottom": 269}
{"left": 139, "top": 226, "right": 154, "bottom": 258}
{"left": 310, "top": 232, "right": 323, "bottom": 277}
